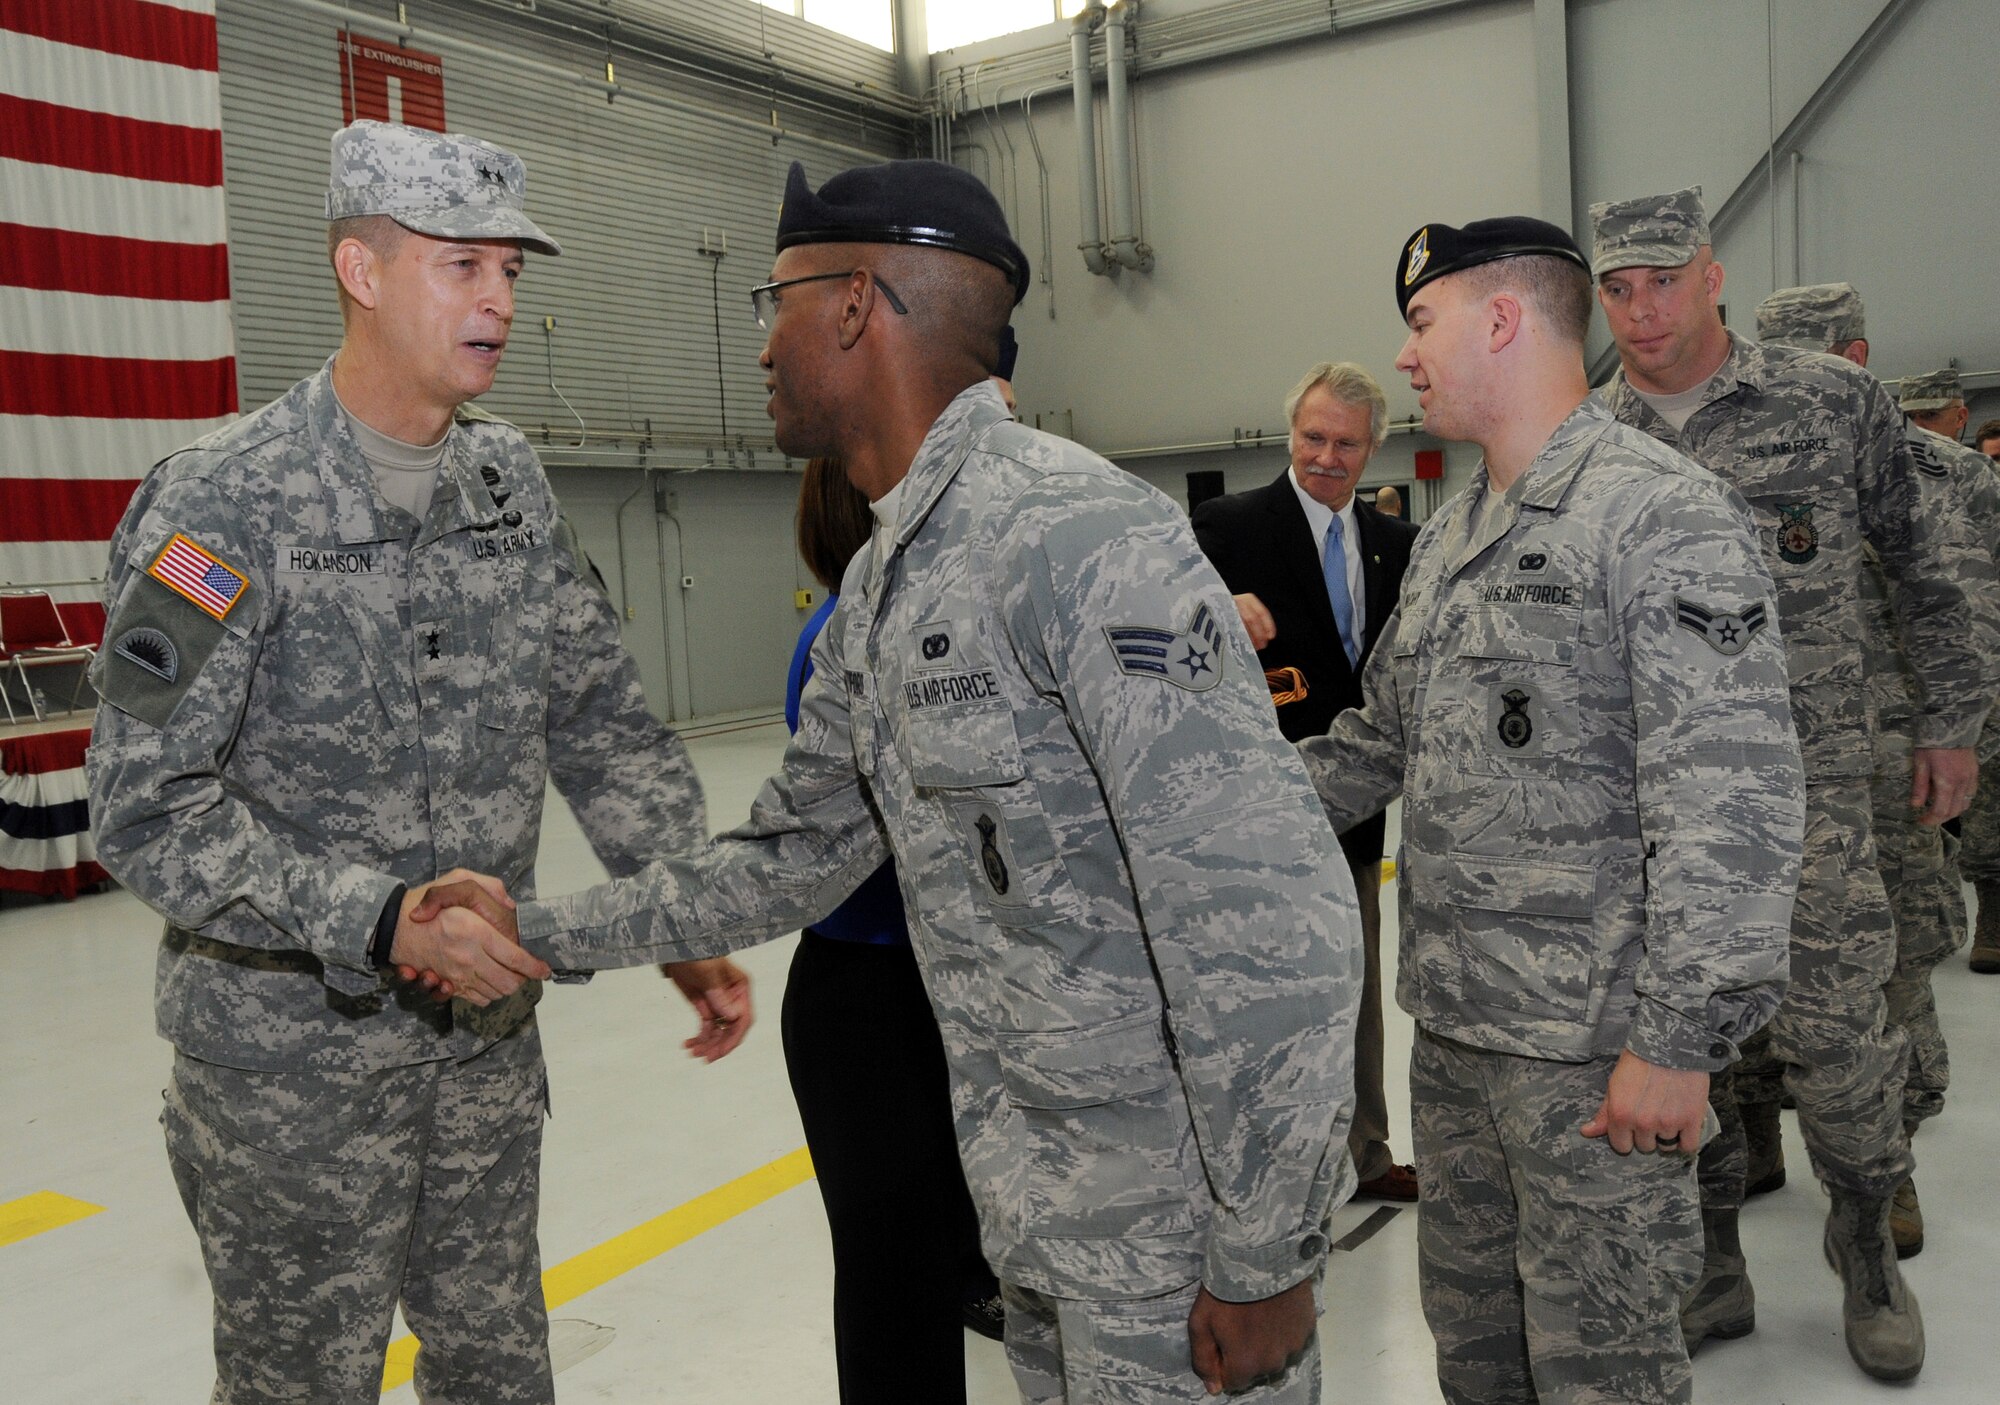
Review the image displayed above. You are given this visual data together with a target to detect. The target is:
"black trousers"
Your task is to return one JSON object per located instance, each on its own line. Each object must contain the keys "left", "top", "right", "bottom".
{"left": 782, "top": 930, "right": 991, "bottom": 1405}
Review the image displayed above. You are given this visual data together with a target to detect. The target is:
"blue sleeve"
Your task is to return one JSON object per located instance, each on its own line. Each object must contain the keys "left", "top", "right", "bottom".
{"left": 787, "top": 593, "right": 840, "bottom": 734}
{"left": 784, "top": 592, "right": 908, "bottom": 946}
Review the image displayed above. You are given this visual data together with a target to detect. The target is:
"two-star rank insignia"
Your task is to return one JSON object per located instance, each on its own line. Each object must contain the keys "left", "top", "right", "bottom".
{"left": 1674, "top": 597, "right": 1768, "bottom": 656}
{"left": 1105, "top": 602, "right": 1227, "bottom": 692}
{"left": 476, "top": 163, "right": 505, "bottom": 186}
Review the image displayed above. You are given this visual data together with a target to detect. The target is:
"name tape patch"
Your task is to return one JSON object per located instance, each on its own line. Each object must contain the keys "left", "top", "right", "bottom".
{"left": 278, "top": 546, "right": 382, "bottom": 576}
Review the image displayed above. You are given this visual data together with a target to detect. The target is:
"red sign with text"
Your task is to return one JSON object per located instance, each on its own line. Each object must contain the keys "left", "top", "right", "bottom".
{"left": 338, "top": 31, "right": 445, "bottom": 131}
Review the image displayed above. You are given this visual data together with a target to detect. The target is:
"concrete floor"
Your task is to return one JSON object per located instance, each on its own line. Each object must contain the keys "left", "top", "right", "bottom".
{"left": 3, "top": 717, "right": 1996, "bottom": 1402}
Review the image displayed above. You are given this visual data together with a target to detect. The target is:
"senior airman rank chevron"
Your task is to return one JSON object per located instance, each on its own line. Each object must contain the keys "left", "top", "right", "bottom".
{"left": 1105, "top": 602, "right": 1227, "bottom": 691}
{"left": 1674, "top": 596, "right": 1767, "bottom": 656}
{"left": 149, "top": 533, "right": 248, "bottom": 621}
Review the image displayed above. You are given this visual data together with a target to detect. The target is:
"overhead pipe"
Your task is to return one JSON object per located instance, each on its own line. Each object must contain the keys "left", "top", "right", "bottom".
{"left": 1103, "top": 1, "right": 1154, "bottom": 272}
{"left": 1070, "top": 6, "right": 1111, "bottom": 275}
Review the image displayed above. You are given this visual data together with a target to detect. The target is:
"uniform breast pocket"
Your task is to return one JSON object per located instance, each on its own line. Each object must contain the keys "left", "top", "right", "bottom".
{"left": 1451, "top": 606, "right": 1583, "bottom": 774}
{"left": 904, "top": 703, "right": 1080, "bottom": 927}
{"left": 479, "top": 553, "right": 555, "bottom": 735}
{"left": 1744, "top": 487, "right": 1832, "bottom": 582}
{"left": 995, "top": 1013, "right": 1196, "bottom": 1241}
{"left": 255, "top": 588, "right": 413, "bottom": 787}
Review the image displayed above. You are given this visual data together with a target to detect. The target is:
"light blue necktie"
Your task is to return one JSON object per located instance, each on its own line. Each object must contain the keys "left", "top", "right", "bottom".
{"left": 1322, "top": 516, "right": 1360, "bottom": 668}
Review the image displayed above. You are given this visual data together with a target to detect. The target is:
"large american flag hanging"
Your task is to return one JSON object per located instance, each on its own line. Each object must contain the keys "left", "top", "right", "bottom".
{"left": 0, "top": 0, "right": 240, "bottom": 649}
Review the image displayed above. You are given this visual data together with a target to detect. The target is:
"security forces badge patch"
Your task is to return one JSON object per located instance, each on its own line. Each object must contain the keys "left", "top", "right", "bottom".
{"left": 1675, "top": 596, "right": 1768, "bottom": 656}
{"left": 1774, "top": 501, "right": 1818, "bottom": 564}
{"left": 1105, "top": 602, "right": 1226, "bottom": 691}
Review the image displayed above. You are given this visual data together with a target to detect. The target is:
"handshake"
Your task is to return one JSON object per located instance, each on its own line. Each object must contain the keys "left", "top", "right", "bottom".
{"left": 387, "top": 871, "right": 752, "bottom": 1061}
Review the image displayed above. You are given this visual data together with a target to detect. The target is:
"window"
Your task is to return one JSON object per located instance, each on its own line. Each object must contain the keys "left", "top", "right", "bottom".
{"left": 926, "top": 1, "right": 1090, "bottom": 53}
{"left": 758, "top": 0, "right": 895, "bottom": 53}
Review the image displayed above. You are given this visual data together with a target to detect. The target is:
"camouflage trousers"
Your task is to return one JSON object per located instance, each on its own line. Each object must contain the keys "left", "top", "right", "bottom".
{"left": 1412, "top": 1030, "right": 1701, "bottom": 1405}
{"left": 163, "top": 1020, "right": 552, "bottom": 1405}
{"left": 1958, "top": 720, "right": 2000, "bottom": 882}
{"left": 1003, "top": 1278, "right": 1322, "bottom": 1404}
{"left": 1872, "top": 722, "right": 1966, "bottom": 1127}
{"left": 1704, "top": 781, "right": 1910, "bottom": 1208}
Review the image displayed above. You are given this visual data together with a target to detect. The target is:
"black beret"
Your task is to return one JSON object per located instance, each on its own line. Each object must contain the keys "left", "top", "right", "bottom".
{"left": 778, "top": 159, "right": 1030, "bottom": 306}
{"left": 995, "top": 325, "right": 1019, "bottom": 380}
{"left": 1395, "top": 216, "right": 1588, "bottom": 318}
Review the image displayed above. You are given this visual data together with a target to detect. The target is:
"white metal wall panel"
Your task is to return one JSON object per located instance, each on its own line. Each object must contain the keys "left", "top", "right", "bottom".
{"left": 214, "top": 0, "right": 905, "bottom": 448}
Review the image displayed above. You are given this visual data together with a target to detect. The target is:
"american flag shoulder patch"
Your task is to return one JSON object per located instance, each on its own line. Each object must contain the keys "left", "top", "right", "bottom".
{"left": 148, "top": 533, "right": 250, "bottom": 622}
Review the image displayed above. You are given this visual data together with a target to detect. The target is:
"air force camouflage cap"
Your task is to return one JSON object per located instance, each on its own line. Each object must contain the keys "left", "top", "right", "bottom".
{"left": 1589, "top": 185, "right": 1709, "bottom": 277}
{"left": 776, "top": 159, "right": 1029, "bottom": 305}
{"left": 1899, "top": 368, "right": 1964, "bottom": 412}
{"left": 1395, "top": 215, "right": 1588, "bottom": 319}
{"left": 1756, "top": 282, "right": 1866, "bottom": 351}
{"left": 326, "top": 119, "right": 560, "bottom": 256}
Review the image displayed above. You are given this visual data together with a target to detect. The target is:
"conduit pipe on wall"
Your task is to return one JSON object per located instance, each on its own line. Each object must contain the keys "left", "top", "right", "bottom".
{"left": 1070, "top": 6, "right": 1111, "bottom": 275}
{"left": 1103, "top": 1, "right": 1153, "bottom": 272}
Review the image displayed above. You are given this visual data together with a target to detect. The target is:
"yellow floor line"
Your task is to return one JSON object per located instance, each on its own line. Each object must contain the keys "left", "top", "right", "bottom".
{"left": 0, "top": 1191, "right": 105, "bottom": 1249}
{"left": 380, "top": 1146, "right": 815, "bottom": 1392}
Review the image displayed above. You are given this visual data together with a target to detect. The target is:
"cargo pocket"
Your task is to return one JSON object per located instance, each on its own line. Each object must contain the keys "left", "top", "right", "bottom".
{"left": 1437, "top": 850, "right": 1598, "bottom": 1024}
{"left": 996, "top": 1013, "right": 1196, "bottom": 1240}
{"left": 161, "top": 1079, "right": 372, "bottom": 1225}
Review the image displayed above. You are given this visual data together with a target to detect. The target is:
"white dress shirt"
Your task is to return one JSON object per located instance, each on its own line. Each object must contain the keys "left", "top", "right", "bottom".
{"left": 1288, "top": 467, "right": 1366, "bottom": 646}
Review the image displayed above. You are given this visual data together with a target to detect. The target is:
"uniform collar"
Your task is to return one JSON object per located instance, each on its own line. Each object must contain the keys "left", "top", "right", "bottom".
{"left": 305, "top": 357, "right": 396, "bottom": 546}
{"left": 304, "top": 358, "right": 502, "bottom": 546}
{"left": 1444, "top": 398, "right": 1614, "bottom": 577}
{"left": 1603, "top": 329, "right": 1761, "bottom": 438}
{"left": 881, "top": 379, "right": 1014, "bottom": 554}
{"left": 421, "top": 426, "right": 503, "bottom": 547}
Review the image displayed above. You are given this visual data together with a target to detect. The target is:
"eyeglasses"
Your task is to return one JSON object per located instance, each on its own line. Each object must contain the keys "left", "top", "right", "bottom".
{"left": 750, "top": 271, "right": 908, "bottom": 330}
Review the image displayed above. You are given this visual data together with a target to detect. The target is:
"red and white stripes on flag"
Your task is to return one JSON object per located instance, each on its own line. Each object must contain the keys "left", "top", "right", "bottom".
{"left": 0, "top": 0, "right": 240, "bottom": 649}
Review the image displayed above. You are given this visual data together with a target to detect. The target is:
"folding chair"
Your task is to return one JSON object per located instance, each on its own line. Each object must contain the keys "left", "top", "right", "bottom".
{"left": 0, "top": 589, "right": 97, "bottom": 724}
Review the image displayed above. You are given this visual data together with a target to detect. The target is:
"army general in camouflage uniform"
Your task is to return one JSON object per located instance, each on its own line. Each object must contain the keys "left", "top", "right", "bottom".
{"left": 1593, "top": 187, "right": 1998, "bottom": 1381}
{"left": 430, "top": 158, "right": 1364, "bottom": 1404}
{"left": 85, "top": 122, "right": 745, "bottom": 1403}
{"left": 1294, "top": 215, "right": 1802, "bottom": 1405}
{"left": 1756, "top": 285, "right": 2000, "bottom": 1256}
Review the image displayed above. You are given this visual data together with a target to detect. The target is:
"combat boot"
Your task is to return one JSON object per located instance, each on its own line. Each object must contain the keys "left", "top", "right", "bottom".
{"left": 1972, "top": 881, "right": 2000, "bottom": 973}
{"left": 1824, "top": 1189, "right": 1925, "bottom": 1381}
{"left": 1743, "top": 1100, "right": 1785, "bottom": 1196}
{"left": 1890, "top": 1178, "right": 1923, "bottom": 1259}
{"left": 1681, "top": 1207, "right": 1754, "bottom": 1354}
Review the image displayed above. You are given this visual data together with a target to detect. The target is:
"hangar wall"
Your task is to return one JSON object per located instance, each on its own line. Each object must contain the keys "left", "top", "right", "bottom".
{"left": 214, "top": 0, "right": 908, "bottom": 719}
{"left": 209, "top": 0, "right": 2000, "bottom": 722}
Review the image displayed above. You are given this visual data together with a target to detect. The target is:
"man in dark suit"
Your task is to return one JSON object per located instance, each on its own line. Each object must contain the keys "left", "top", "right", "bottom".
{"left": 1192, "top": 361, "right": 1420, "bottom": 1201}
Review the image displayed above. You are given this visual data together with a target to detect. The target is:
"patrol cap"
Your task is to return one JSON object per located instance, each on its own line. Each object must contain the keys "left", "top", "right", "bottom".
{"left": 1756, "top": 282, "right": 1866, "bottom": 351}
{"left": 1395, "top": 216, "right": 1588, "bottom": 319}
{"left": 776, "top": 159, "right": 1029, "bottom": 306}
{"left": 325, "top": 119, "right": 561, "bottom": 256}
{"left": 1899, "top": 368, "right": 1964, "bottom": 412}
{"left": 1589, "top": 185, "right": 1709, "bottom": 277}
